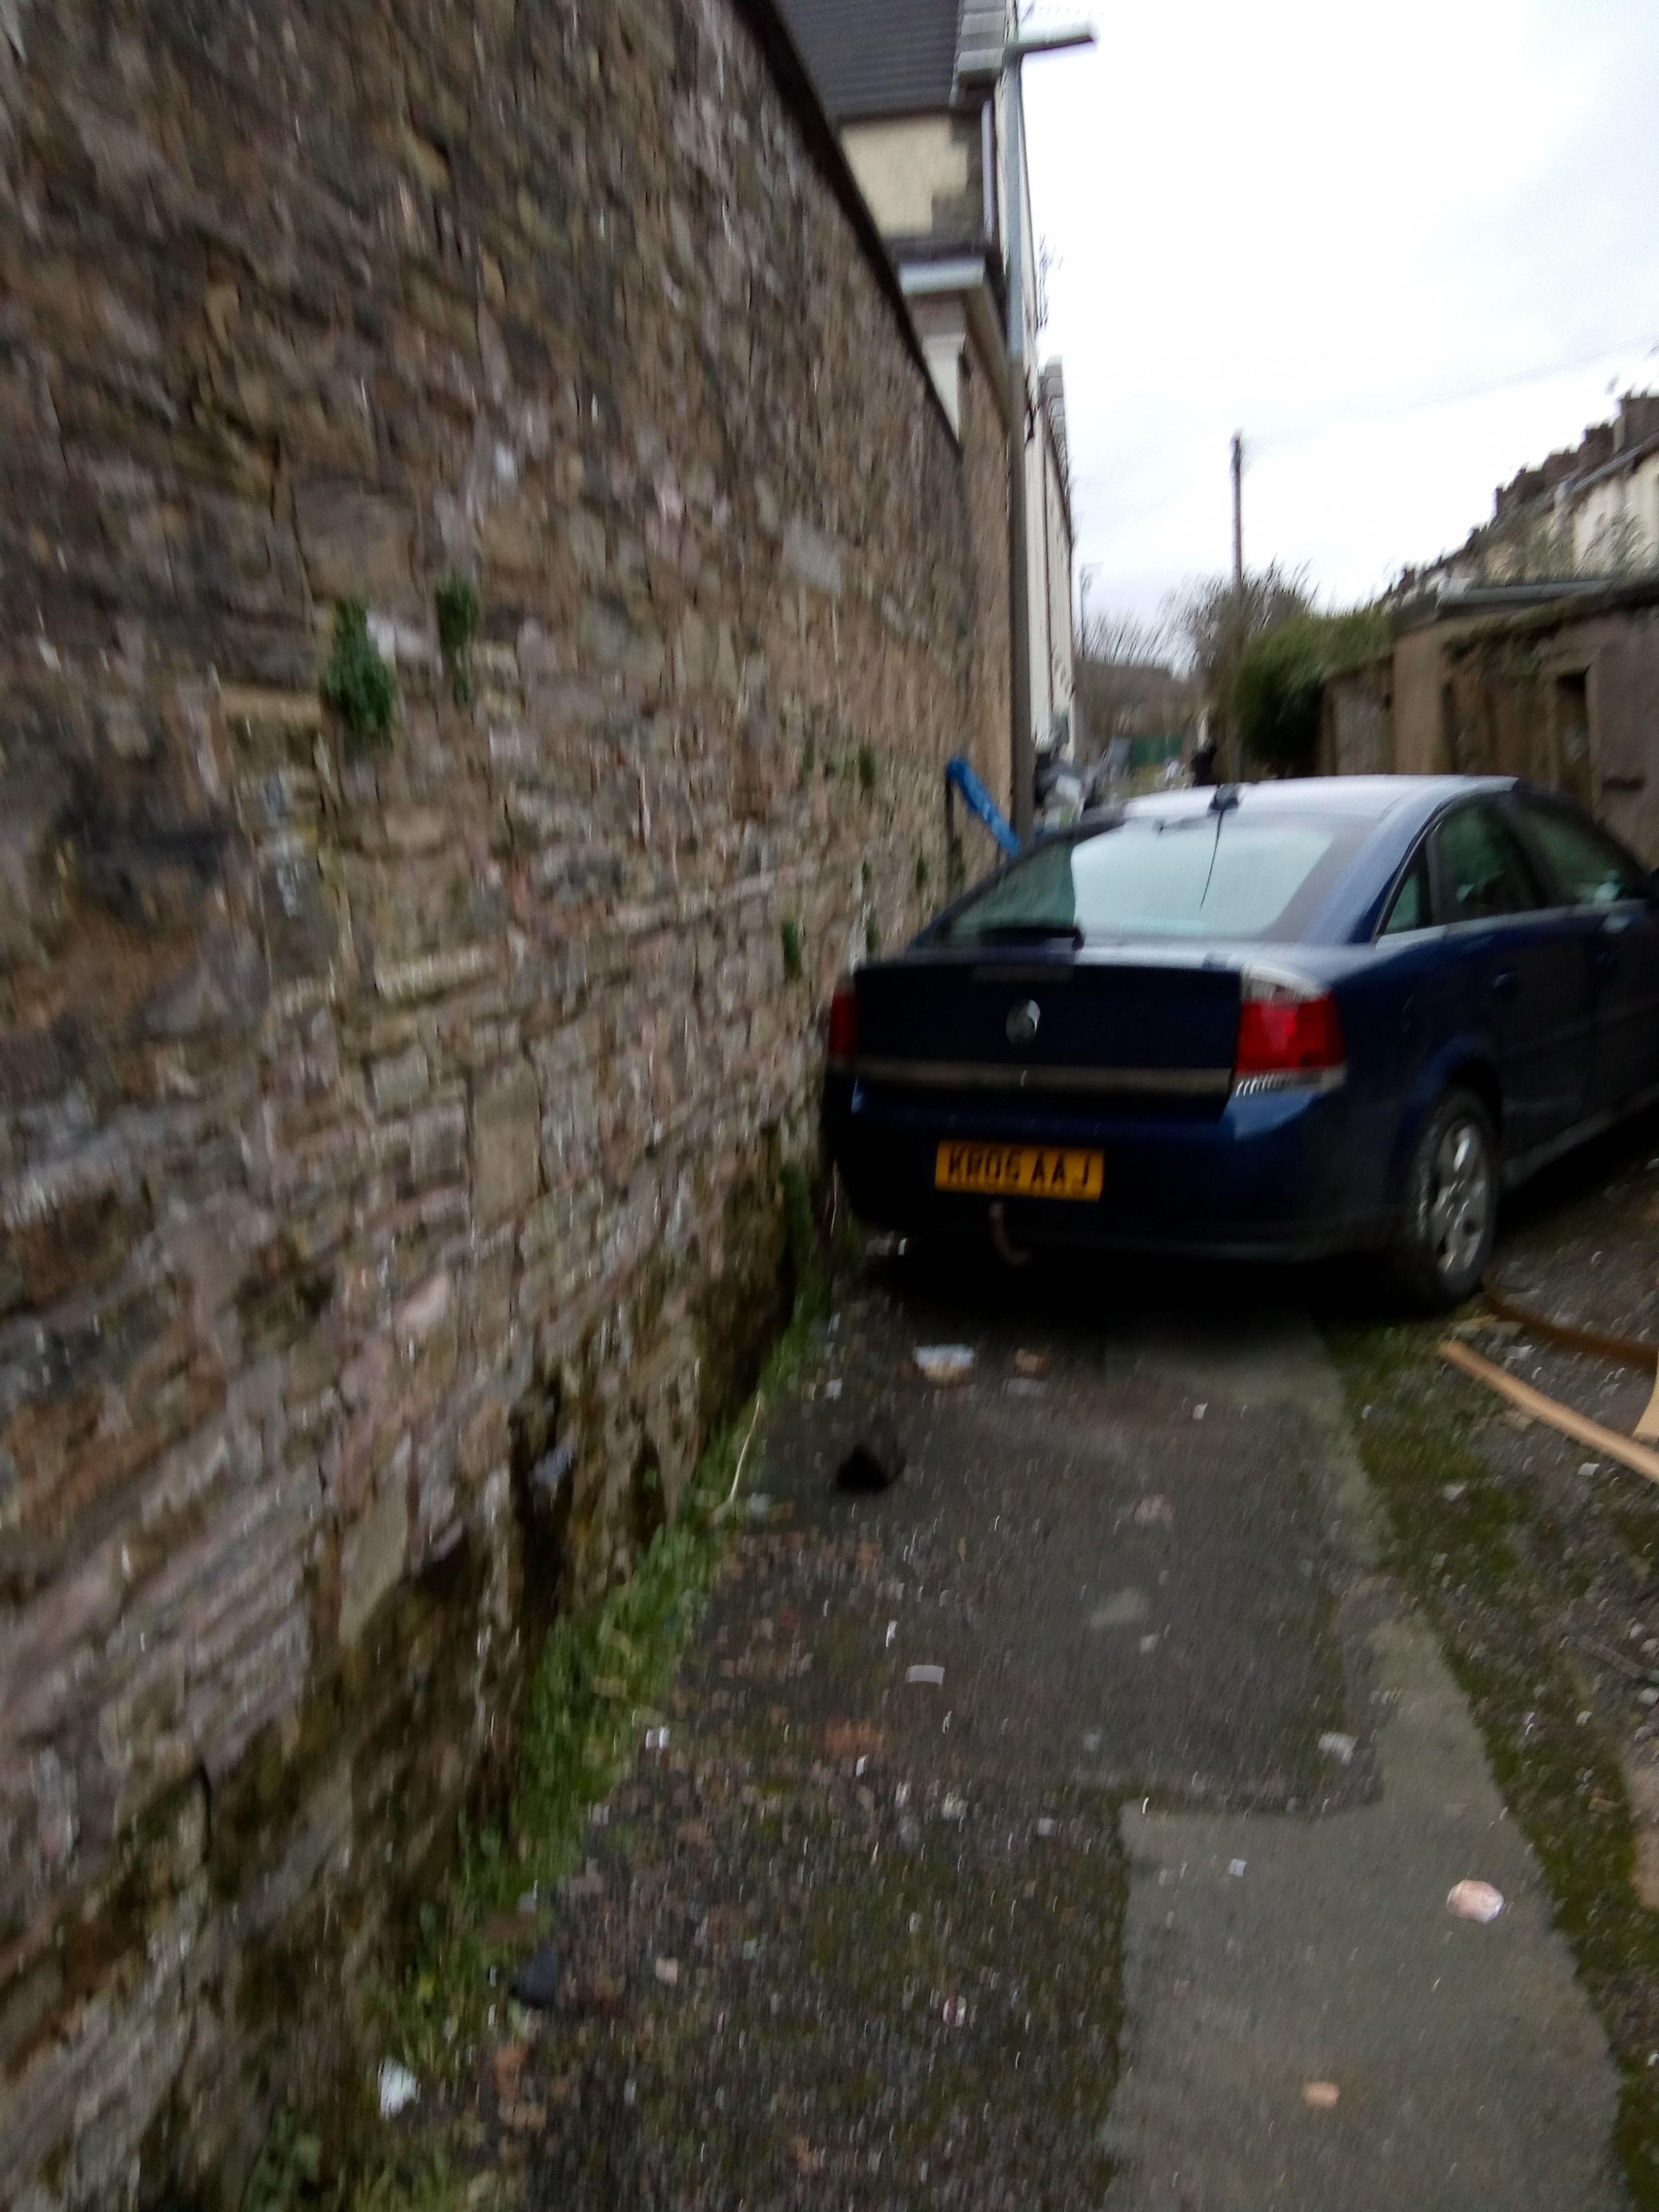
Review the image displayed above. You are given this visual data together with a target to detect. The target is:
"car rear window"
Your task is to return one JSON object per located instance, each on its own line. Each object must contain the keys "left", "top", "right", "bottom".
{"left": 937, "top": 812, "right": 1367, "bottom": 944}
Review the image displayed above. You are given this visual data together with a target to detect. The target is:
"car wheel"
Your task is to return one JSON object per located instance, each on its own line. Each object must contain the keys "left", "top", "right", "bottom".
{"left": 1393, "top": 1087, "right": 1499, "bottom": 1309}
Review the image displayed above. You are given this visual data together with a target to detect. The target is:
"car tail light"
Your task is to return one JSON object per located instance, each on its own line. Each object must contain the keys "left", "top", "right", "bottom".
{"left": 1234, "top": 967, "right": 1344, "bottom": 1092}
{"left": 827, "top": 976, "right": 859, "bottom": 1068}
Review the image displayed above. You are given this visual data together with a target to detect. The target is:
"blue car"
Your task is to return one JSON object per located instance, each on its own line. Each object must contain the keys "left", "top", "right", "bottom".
{"left": 823, "top": 776, "right": 1659, "bottom": 1305}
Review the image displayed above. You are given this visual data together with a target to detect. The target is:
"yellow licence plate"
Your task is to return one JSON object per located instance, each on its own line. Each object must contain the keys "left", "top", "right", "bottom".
{"left": 935, "top": 1141, "right": 1104, "bottom": 1201}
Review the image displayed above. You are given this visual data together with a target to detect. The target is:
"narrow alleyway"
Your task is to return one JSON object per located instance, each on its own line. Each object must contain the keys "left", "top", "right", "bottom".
{"left": 496, "top": 1256, "right": 1627, "bottom": 2210}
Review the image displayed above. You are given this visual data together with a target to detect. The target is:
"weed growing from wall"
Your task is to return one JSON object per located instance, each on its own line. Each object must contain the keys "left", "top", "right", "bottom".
{"left": 435, "top": 573, "right": 481, "bottom": 706}
{"left": 864, "top": 917, "right": 880, "bottom": 958}
{"left": 856, "top": 741, "right": 877, "bottom": 792}
{"left": 915, "top": 851, "right": 930, "bottom": 894}
{"left": 780, "top": 918, "right": 804, "bottom": 981}
{"left": 321, "top": 599, "right": 397, "bottom": 757}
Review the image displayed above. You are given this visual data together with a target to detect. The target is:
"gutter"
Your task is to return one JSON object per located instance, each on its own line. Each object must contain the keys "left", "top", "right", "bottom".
{"left": 899, "top": 257, "right": 1012, "bottom": 420}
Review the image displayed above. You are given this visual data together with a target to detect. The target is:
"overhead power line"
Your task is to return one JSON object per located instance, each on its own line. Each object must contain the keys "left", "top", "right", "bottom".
{"left": 1069, "top": 332, "right": 1659, "bottom": 498}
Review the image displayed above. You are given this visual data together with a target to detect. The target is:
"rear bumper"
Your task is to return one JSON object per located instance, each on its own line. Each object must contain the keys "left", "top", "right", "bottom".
{"left": 823, "top": 1074, "right": 1388, "bottom": 1262}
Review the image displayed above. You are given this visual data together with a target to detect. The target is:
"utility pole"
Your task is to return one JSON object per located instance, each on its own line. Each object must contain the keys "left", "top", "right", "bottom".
{"left": 963, "top": 19, "right": 1094, "bottom": 845}
{"left": 1231, "top": 430, "right": 1244, "bottom": 589}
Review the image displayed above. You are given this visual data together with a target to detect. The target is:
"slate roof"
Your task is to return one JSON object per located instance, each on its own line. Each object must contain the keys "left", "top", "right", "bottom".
{"left": 777, "top": 0, "right": 964, "bottom": 121}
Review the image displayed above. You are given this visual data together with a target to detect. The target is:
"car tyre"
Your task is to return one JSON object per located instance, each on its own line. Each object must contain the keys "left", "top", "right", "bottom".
{"left": 1391, "top": 1086, "right": 1499, "bottom": 1310}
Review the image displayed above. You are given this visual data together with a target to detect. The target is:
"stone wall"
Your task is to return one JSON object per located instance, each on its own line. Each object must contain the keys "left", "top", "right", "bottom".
{"left": 0, "top": 0, "right": 986, "bottom": 2202}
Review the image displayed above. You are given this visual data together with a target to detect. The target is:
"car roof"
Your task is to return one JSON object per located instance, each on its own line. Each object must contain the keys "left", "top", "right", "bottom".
{"left": 1118, "top": 774, "right": 1514, "bottom": 830}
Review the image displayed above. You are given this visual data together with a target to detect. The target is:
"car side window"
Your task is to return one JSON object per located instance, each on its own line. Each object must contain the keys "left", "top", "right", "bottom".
{"left": 1432, "top": 803, "right": 1544, "bottom": 924}
{"left": 1380, "top": 847, "right": 1434, "bottom": 935}
{"left": 1519, "top": 800, "right": 1647, "bottom": 908}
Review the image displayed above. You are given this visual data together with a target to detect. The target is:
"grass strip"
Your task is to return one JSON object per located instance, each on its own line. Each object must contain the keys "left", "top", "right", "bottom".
{"left": 1331, "top": 1320, "right": 1659, "bottom": 2209}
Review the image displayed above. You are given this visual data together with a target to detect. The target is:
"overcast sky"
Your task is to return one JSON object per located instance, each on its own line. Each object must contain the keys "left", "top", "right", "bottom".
{"left": 1020, "top": 0, "right": 1659, "bottom": 643}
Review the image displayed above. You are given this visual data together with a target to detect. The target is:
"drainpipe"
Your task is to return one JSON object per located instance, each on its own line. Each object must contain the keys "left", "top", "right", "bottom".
{"left": 986, "top": 24, "right": 1094, "bottom": 843}
{"left": 1004, "top": 57, "right": 1033, "bottom": 843}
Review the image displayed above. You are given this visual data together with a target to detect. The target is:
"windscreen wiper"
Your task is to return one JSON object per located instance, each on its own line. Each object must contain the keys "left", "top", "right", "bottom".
{"left": 970, "top": 922, "right": 1085, "bottom": 947}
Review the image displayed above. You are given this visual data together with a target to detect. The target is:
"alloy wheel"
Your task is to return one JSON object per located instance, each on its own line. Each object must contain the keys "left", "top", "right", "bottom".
{"left": 1426, "top": 1117, "right": 1493, "bottom": 1284}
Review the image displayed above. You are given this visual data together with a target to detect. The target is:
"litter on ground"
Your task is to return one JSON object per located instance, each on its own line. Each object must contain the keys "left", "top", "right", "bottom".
{"left": 1447, "top": 1879, "right": 1506, "bottom": 1923}
{"left": 914, "top": 1344, "right": 975, "bottom": 1385}
{"left": 377, "top": 2061, "right": 420, "bottom": 2119}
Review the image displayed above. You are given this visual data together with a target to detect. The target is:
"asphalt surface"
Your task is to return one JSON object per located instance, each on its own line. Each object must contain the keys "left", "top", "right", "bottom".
{"left": 517, "top": 1255, "right": 1629, "bottom": 2209}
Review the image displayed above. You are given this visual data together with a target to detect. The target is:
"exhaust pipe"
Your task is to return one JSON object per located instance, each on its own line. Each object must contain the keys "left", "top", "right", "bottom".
{"left": 988, "top": 1201, "right": 1031, "bottom": 1270}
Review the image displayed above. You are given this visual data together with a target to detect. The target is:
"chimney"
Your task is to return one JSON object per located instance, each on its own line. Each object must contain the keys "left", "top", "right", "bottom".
{"left": 1616, "top": 391, "right": 1659, "bottom": 452}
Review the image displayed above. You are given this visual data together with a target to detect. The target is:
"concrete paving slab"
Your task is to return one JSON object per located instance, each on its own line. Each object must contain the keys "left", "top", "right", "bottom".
{"left": 1104, "top": 1320, "right": 1629, "bottom": 2211}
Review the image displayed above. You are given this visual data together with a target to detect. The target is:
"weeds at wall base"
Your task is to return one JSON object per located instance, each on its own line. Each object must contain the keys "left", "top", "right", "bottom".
{"left": 245, "top": 1230, "right": 832, "bottom": 2209}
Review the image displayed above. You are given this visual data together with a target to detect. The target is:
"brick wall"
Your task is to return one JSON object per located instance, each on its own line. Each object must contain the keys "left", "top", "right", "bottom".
{"left": 0, "top": 0, "right": 986, "bottom": 2200}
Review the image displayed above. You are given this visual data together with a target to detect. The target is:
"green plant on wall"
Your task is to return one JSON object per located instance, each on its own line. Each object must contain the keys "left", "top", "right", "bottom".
{"left": 856, "top": 741, "right": 877, "bottom": 793}
{"left": 435, "top": 572, "right": 482, "bottom": 706}
{"left": 780, "top": 918, "right": 804, "bottom": 982}
{"left": 321, "top": 599, "right": 397, "bottom": 756}
{"left": 800, "top": 733, "right": 816, "bottom": 784}
{"left": 915, "top": 851, "right": 930, "bottom": 894}
{"left": 864, "top": 917, "right": 880, "bottom": 958}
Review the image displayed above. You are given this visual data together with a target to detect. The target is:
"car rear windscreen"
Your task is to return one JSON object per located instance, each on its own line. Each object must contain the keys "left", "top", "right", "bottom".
{"left": 939, "top": 812, "right": 1367, "bottom": 944}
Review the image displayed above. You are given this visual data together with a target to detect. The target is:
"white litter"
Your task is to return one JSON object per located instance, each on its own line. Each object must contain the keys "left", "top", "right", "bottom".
{"left": 1228, "top": 1859, "right": 1248, "bottom": 1878}
{"left": 915, "top": 1344, "right": 975, "bottom": 1385}
{"left": 1447, "top": 1879, "right": 1505, "bottom": 1923}
{"left": 378, "top": 2061, "right": 420, "bottom": 2119}
{"left": 885, "top": 1619, "right": 898, "bottom": 1648}
{"left": 941, "top": 1792, "right": 967, "bottom": 1821}
{"left": 644, "top": 1726, "right": 670, "bottom": 1752}
{"left": 1318, "top": 1732, "right": 1357, "bottom": 1765}
{"left": 1193, "top": 1403, "right": 1208, "bottom": 1421}
{"left": 1035, "top": 1816, "right": 1058, "bottom": 1838}
{"left": 906, "top": 1664, "right": 945, "bottom": 1687}
{"left": 825, "top": 1378, "right": 843, "bottom": 1400}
